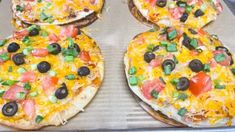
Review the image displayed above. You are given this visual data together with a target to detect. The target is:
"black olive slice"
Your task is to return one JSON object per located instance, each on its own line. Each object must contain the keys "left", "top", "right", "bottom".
{"left": 2, "top": 101, "right": 18, "bottom": 117}
{"left": 55, "top": 83, "right": 68, "bottom": 99}
{"left": 12, "top": 53, "right": 25, "bottom": 66}
{"left": 78, "top": 66, "right": 90, "bottom": 76}
{"left": 37, "top": 61, "right": 51, "bottom": 73}
{"left": 144, "top": 52, "right": 155, "bottom": 63}
{"left": 189, "top": 59, "right": 204, "bottom": 72}
{"left": 176, "top": 77, "right": 190, "bottom": 91}
{"left": 7, "top": 42, "right": 20, "bottom": 53}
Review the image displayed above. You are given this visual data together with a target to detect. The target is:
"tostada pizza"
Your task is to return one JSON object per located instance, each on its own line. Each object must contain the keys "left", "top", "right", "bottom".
{"left": 0, "top": 25, "right": 104, "bottom": 130}
{"left": 124, "top": 26, "right": 235, "bottom": 127}
{"left": 129, "top": 0, "right": 223, "bottom": 28}
{"left": 12, "top": 0, "right": 105, "bottom": 27}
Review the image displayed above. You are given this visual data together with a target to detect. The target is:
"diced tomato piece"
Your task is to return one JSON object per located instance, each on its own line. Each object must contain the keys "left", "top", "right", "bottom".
{"left": 24, "top": 3, "right": 32, "bottom": 11}
{"left": 209, "top": 59, "right": 217, "bottom": 68}
{"left": 32, "top": 48, "right": 49, "bottom": 57}
{"left": 41, "top": 76, "right": 58, "bottom": 95}
{"left": 141, "top": 79, "right": 165, "bottom": 100}
{"left": 198, "top": 28, "right": 206, "bottom": 36}
{"left": 80, "top": 51, "right": 91, "bottom": 62}
{"left": 3, "top": 85, "right": 28, "bottom": 101}
{"left": 13, "top": 29, "right": 29, "bottom": 39}
{"left": 213, "top": 50, "right": 231, "bottom": 66}
{"left": 147, "top": 0, "right": 157, "bottom": 6}
{"left": 150, "top": 57, "right": 163, "bottom": 67}
{"left": 189, "top": 72, "right": 212, "bottom": 96}
{"left": 169, "top": 7, "right": 185, "bottom": 19}
{"left": 22, "top": 99, "right": 36, "bottom": 119}
{"left": 49, "top": 33, "right": 60, "bottom": 43}
{"left": 60, "top": 25, "right": 78, "bottom": 38}
{"left": 20, "top": 71, "right": 36, "bottom": 83}
{"left": 187, "top": 0, "right": 198, "bottom": 6}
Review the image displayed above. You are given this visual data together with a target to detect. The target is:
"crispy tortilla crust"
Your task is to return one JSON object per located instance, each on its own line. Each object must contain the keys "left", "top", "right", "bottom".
{"left": 132, "top": 93, "right": 185, "bottom": 127}
{"left": 11, "top": 0, "right": 105, "bottom": 27}
{"left": 0, "top": 35, "right": 104, "bottom": 130}
{"left": 128, "top": 0, "right": 158, "bottom": 27}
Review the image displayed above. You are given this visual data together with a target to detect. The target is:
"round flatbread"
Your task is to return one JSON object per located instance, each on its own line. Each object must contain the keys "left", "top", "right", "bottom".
{"left": 124, "top": 26, "right": 235, "bottom": 127}
{"left": 129, "top": 0, "right": 223, "bottom": 29}
{"left": 12, "top": 0, "right": 105, "bottom": 26}
{"left": 0, "top": 25, "right": 104, "bottom": 130}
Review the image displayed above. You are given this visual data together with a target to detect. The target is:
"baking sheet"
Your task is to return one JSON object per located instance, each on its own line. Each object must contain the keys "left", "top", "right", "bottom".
{"left": 0, "top": 0, "right": 235, "bottom": 131}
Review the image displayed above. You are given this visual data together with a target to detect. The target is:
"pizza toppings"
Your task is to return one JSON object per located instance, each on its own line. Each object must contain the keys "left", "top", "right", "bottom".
{"left": 156, "top": 0, "right": 167, "bottom": 8}
{"left": 141, "top": 79, "right": 165, "bottom": 100}
{"left": 167, "top": 29, "right": 177, "bottom": 41}
{"left": 189, "top": 59, "right": 204, "bottom": 73}
{"left": 7, "top": 42, "right": 20, "bottom": 53}
{"left": 37, "top": 61, "right": 51, "bottom": 73}
{"left": 22, "top": 99, "right": 35, "bottom": 119}
{"left": 47, "top": 43, "right": 61, "bottom": 55}
{"left": 78, "top": 66, "right": 90, "bottom": 77}
{"left": 28, "top": 28, "right": 39, "bottom": 36}
{"left": 55, "top": 83, "right": 68, "bottom": 100}
{"left": 176, "top": 77, "right": 190, "bottom": 91}
{"left": 213, "top": 50, "right": 232, "bottom": 66}
{"left": 41, "top": 76, "right": 58, "bottom": 95}
{"left": 144, "top": 52, "right": 155, "bottom": 63}
{"left": 68, "top": 43, "right": 81, "bottom": 54}
{"left": 32, "top": 48, "right": 49, "bottom": 57}
{"left": 162, "top": 59, "right": 176, "bottom": 75}
{"left": 180, "top": 12, "right": 189, "bottom": 22}
{"left": 20, "top": 71, "right": 37, "bottom": 83}
{"left": 12, "top": 53, "right": 25, "bottom": 66}
{"left": 194, "top": 9, "right": 205, "bottom": 17}
{"left": 3, "top": 85, "right": 28, "bottom": 100}
{"left": 2, "top": 101, "right": 18, "bottom": 117}
{"left": 35, "top": 115, "right": 44, "bottom": 124}
{"left": 189, "top": 72, "right": 212, "bottom": 96}
{"left": 177, "top": 107, "right": 187, "bottom": 116}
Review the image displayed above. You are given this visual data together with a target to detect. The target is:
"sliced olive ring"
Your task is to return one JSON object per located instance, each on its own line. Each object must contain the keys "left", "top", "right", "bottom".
{"left": 78, "top": 66, "right": 90, "bottom": 76}
{"left": 68, "top": 43, "right": 81, "bottom": 53}
{"left": 2, "top": 101, "right": 18, "bottom": 117}
{"left": 37, "top": 61, "right": 51, "bottom": 73}
{"left": 216, "top": 46, "right": 234, "bottom": 65}
{"left": 156, "top": 0, "right": 167, "bottom": 7}
{"left": 55, "top": 83, "right": 68, "bottom": 99}
{"left": 29, "top": 28, "right": 39, "bottom": 36}
{"left": 48, "top": 43, "right": 61, "bottom": 55}
{"left": 162, "top": 59, "right": 176, "bottom": 71}
{"left": 144, "top": 52, "right": 155, "bottom": 63}
{"left": 182, "top": 34, "right": 194, "bottom": 50}
{"left": 12, "top": 53, "right": 25, "bottom": 66}
{"left": 189, "top": 59, "right": 204, "bottom": 73}
{"left": 7, "top": 42, "right": 20, "bottom": 53}
{"left": 176, "top": 77, "right": 190, "bottom": 91}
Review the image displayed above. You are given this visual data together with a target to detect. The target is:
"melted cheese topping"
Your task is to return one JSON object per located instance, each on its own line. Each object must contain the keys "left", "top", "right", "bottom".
{"left": 126, "top": 26, "right": 235, "bottom": 126}
{"left": 13, "top": 0, "right": 104, "bottom": 24}
{"left": 0, "top": 25, "right": 103, "bottom": 123}
{"left": 133, "top": 0, "right": 219, "bottom": 29}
